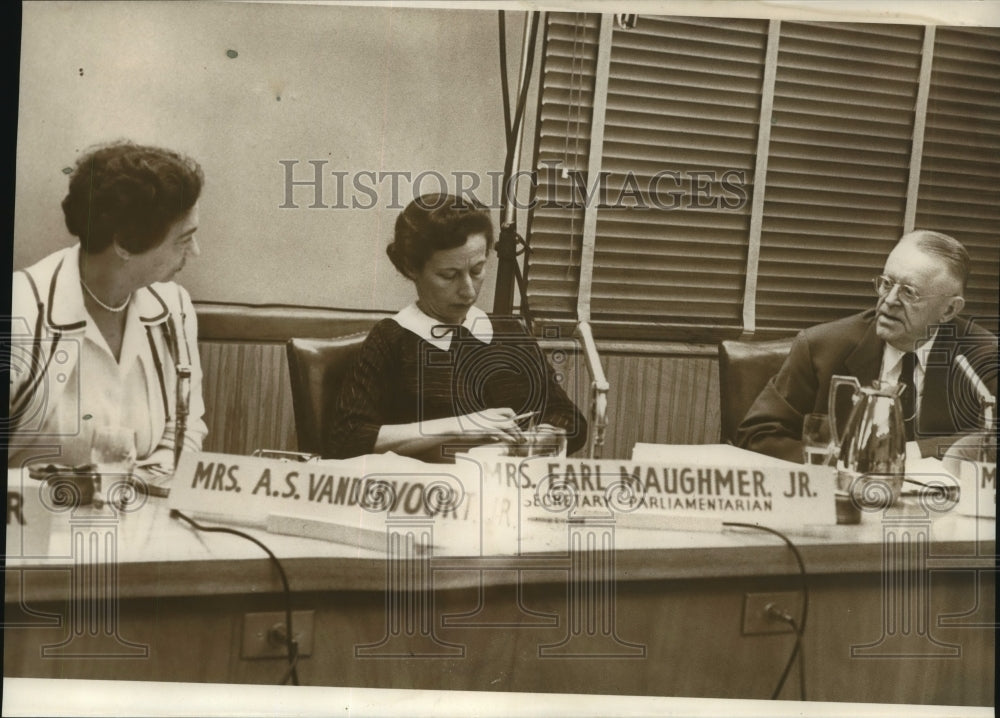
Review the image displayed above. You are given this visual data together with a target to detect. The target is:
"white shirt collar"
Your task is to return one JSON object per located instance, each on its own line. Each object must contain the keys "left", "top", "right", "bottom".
{"left": 46, "top": 245, "right": 173, "bottom": 331}
{"left": 882, "top": 328, "right": 939, "bottom": 374}
{"left": 391, "top": 303, "right": 494, "bottom": 351}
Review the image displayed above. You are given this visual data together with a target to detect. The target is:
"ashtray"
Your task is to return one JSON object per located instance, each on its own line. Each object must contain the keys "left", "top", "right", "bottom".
{"left": 27, "top": 463, "right": 97, "bottom": 507}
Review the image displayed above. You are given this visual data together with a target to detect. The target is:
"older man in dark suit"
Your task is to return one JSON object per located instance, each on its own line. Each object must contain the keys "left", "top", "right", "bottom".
{"left": 737, "top": 230, "right": 997, "bottom": 463}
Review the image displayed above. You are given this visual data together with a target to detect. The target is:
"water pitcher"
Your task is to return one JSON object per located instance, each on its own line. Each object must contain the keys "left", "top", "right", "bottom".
{"left": 828, "top": 375, "right": 907, "bottom": 508}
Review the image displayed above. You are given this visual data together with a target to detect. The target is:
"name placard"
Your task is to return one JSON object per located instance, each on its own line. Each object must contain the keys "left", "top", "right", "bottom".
{"left": 168, "top": 452, "right": 838, "bottom": 552}
{"left": 5, "top": 470, "right": 53, "bottom": 558}
{"left": 957, "top": 461, "right": 996, "bottom": 518}
{"left": 474, "top": 457, "right": 838, "bottom": 529}
{"left": 169, "top": 452, "right": 481, "bottom": 550}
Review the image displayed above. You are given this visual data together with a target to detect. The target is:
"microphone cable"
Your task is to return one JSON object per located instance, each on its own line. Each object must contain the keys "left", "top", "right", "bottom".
{"left": 723, "top": 521, "right": 808, "bottom": 701}
{"left": 170, "top": 510, "right": 300, "bottom": 685}
{"left": 495, "top": 9, "right": 541, "bottom": 328}
{"left": 765, "top": 605, "right": 804, "bottom": 701}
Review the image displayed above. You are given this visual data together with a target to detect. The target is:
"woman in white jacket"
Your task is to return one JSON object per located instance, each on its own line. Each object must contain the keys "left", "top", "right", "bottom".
{"left": 8, "top": 141, "right": 207, "bottom": 470}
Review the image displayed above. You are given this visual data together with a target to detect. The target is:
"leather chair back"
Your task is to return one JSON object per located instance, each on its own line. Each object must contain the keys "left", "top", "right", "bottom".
{"left": 718, "top": 337, "right": 793, "bottom": 444}
{"left": 286, "top": 334, "right": 368, "bottom": 455}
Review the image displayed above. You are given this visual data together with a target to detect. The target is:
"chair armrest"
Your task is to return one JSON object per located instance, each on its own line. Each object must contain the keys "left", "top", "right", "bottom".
{"left": 573, "top": 321, "right": 610, "bottom": 459}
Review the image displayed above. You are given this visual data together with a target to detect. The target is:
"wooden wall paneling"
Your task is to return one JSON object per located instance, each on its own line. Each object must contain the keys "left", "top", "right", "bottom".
{"left": 702, "top": 357, "right": 723, "bottom": 445}
{"left": 199, "top": 342, "right": 297, "bottom": 456}
{"left": 195, "top": 339, "right": 724, "bottom": 461}
{"left": 687, "top": 358, "right": 711, "bottom": 443}
{"left": 600, "top": 354, "right": 622, "bottom": 457}
{"left": 657, "top": 355, "right": 682, "bottom": 444}
{"left": 639, "top": 356, "right": 664, "bottom": 445}
{"left": 668, "top": 357, "right": 691, "bottom": 444}
{"left": 604, "top": 354, "right": 632, "bottom": 458}
{"left": 597, "top": 354, "right": 722, "bottom": 459}
{"left": 198, "top": 341, "right": 224, "bottom": 449}
{"left": 625, "top": 354, "right": 647, "bottom": 453}
{"left": 673, "top": 357, "right": 717, "bottom": 445}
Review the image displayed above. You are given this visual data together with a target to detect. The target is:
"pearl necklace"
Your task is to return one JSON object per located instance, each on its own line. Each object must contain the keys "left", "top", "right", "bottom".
{"left": 80, "top": 278, "right": 131, "bottom": 313}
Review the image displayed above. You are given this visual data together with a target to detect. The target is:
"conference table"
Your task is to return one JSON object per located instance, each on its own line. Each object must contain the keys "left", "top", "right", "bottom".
{"left": 3, "top": 447, "right": 995, "bottom": 708}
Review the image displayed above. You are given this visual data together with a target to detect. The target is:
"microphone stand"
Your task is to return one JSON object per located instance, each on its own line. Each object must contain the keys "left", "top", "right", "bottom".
{"left": 978, "top": 399, "right": 996, "bottom": 464}
{"left": 173, "top": 364, "right": 191, "bottom": 469}
{"left": 956, "top": 353, "right": 996, "bottom": 463}
{"left": 493, "top": 11, "right": 541, "bottom": 319}
{"left": 171, "top": 287, "right": 193, "bottom": 469}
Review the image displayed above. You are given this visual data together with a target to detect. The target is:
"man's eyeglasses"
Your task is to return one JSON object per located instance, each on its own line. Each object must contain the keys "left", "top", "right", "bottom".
{"left": 874, "top": 274, "right": 954, "bottom": 305}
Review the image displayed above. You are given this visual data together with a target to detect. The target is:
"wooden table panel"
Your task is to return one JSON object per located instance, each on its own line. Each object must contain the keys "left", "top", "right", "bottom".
{"left": 5, "top": 466, "right": 994, "bottom": 705}
{"left": 5, "top": 569, "right": 993, "bottom": 705}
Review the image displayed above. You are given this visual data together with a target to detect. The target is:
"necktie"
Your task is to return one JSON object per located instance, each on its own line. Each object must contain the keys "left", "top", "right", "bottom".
{"left": 900, "top": 351, "right": 917, "bottom": 441}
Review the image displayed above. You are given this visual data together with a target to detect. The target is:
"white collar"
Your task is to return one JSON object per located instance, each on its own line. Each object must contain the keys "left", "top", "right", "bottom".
{"left": 391, "top": 303, "right": 494, "bottom": 351}
{"left": 45, "top": 245, "right": 173, "bottom": 332}
{"left": 883, "top": 328, "right": 939, "bottom": 372}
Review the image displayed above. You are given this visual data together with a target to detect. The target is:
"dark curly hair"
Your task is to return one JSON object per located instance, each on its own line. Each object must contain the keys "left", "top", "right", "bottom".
{"left": 61, "top": 141, "right": 204, "bottom": 255}
{"left": 386, "top": 193, "right": 494, "bottom": 277}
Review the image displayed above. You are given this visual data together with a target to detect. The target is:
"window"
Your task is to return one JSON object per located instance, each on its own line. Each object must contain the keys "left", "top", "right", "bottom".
{"left": 755, "top": 22, "right": 923, "bottom": 332}
{"left": 526, "top": 15, "right": 1000, "bottom": 341}
{"left": 915, "top": 27, "right": 1000, "bottom": 327}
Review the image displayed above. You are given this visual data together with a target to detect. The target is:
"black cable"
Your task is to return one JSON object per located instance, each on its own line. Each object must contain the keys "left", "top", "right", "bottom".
{"left": 171, "top": 510, "right": 300, "bottom": 686}
{"left": 503, "top": 12, "right": 541, "bottom": 183}
{"left": 278, "top": 650, "right": 301, "bottom": 686}
{"left": 496, "top": 11, "right": 541, "bottom": 322}
{"left": 498, "top": 10, "right": 511, "bottom": 139}
{"left": 510, "top": 13, "right": 541, "bottom": 318}
{"left": 767, "top": 610, "right": 804, "bottom": 700}
{"left": 797, "top": 620, "right": 805, "bottom": 700}
{"left": 512, "top": 253, "right": 532, "bottom": 332}
{"left": 723, "top": 522, "right": 809, "bottom": 701}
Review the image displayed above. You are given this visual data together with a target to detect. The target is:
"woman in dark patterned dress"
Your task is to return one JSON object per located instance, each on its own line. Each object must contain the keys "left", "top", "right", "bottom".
{"left": 324, "top": 194, "right": 586, "bottom": 463}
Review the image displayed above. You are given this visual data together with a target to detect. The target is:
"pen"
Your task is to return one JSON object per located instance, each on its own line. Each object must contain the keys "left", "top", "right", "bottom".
{"left": 139, "top": 463, "right": 172, "bottom": 476}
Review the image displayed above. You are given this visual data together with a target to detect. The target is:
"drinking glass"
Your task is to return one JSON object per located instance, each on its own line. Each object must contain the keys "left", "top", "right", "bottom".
{"left": 91, "top": 425, "right": 137, "bottom": 473}
{"left": 802, "top": 413, "right": 836, "bottom": 466}
{"left": 505, "top": 427, "right": 568, "bottom": 458}
{"left": 90, "top": 426, "right": 137, "bottom": 504}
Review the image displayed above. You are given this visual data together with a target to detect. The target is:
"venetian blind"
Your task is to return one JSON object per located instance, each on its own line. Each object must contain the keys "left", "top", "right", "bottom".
{"left": 527, "top": 15, "right": 1000, "bottom": 341}
{"left": 590, "top": 16, "right": 767, "bottom": 341}
{"left": 527, "top": 13, "right": 600, "bottom": 321}
{"left": 915, "top": 26, "right": 1000, "bottom": 333}
{"left": 754, "top": 22, "right": 925, "bottom": 334}
{"left": 529, "top": 15, "right": 767, "bottom": 341}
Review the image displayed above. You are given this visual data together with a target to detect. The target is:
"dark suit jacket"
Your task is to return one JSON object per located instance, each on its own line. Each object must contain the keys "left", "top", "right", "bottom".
{"left": 736, "top": 309, "right": 997, "bottom": 463}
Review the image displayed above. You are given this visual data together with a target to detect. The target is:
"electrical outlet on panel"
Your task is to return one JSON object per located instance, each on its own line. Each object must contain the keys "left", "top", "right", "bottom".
{"left": 742, "top": 592, "right": 801, "bottom": 635}
{"left": 242, "top": 610, "right": 315, "bottom": 659}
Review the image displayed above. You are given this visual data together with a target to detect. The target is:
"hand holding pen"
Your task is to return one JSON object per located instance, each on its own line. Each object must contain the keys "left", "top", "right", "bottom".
{"left": 453, "top": 408, "right": 539, "bottom": 444}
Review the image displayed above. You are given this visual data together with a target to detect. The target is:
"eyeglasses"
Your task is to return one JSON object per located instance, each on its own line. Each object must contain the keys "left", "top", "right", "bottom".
{"left": 873, "top": 274, "right": 954, "bottom": 305}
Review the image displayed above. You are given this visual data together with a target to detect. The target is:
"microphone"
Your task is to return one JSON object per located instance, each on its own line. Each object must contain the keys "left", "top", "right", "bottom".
{"left": 956, "top": 354, "right": 995, "bottom": 436}
{"left": 956, "top": 354, "right": 994, "bottom": 405}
